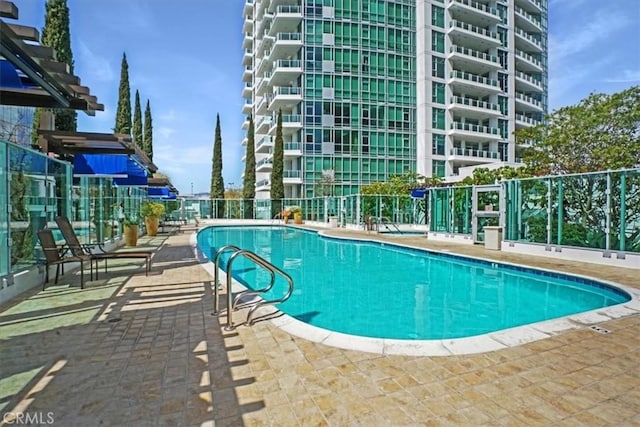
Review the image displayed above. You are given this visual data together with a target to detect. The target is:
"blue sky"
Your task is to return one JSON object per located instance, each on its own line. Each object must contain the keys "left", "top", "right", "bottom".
{"left": 11, "top": 0, "right": 640, "bottom": 195}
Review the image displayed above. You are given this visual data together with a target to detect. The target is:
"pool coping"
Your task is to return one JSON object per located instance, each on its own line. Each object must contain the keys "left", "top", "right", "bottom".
{"left": 193, "top": 224, "right": 640, "bottom": 356}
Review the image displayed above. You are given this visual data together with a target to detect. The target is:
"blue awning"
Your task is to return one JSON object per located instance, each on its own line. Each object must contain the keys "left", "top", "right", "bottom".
{"left": 411, "top": 188, "right": 427, "bottom": 198}
{"left": 148, "top": 187, "right": 170, "bottom": 198}
{"left": 73, "top": 154, "right": 128, "bottom": 177}
{"left": 113, "top": 158, "right": 148, "bottom": 186}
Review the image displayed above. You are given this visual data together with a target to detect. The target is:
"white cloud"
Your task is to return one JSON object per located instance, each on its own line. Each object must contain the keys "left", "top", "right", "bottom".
{"left": 156, "top": 127, "right": 175, "bottom": 139}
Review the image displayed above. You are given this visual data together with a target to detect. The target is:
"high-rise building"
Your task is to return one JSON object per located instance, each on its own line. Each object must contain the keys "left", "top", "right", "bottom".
{"left": 242, "top": 0, "right": 416, "bottom": 198}
{"left": 241, "top": 0, "right": 548, "bottom": 195}
{"left": 416, "top": 0, "right": 547, "bottom": 180}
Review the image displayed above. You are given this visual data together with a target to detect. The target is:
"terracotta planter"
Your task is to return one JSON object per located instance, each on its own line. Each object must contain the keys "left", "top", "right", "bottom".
{"left": 294, "top": 213, "right": 303, "bottom": 224}
{"left": 124, "top": 224, "right": 138, "bottom": 247}
{"left": 145, "top": 216, "right": 160, "bottom": 236}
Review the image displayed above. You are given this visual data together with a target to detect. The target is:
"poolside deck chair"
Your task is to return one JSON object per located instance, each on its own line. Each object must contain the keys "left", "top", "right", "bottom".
{"left": 38, "top": 229, "right": 89, "bottom": 290}
{"left": 55, "top": 216, "right": 152, "bottom": 279}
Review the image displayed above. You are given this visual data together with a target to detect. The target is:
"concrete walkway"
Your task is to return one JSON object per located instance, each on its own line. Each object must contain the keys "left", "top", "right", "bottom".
{"left": 1, "top": 225, "right": 639, "bottom": 426}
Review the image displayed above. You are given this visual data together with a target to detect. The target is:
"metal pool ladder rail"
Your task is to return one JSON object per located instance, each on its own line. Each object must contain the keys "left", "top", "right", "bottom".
{"left": 211, "top": 245, "right": 294, "bottom": 330}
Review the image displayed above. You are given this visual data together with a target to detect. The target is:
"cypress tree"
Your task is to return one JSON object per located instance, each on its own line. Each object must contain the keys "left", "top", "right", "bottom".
{"left": 32, "top": 0, "right": 76, "bottom": 144}
{"left": 114, "top": 53, "right": 131, "bottom": 134}
{"left": 143, "top": 100, "right": 153, "bottom": 160}
{"left": 242, "top": 115, "right": 256, "bottom": 219}
{"left": 132, "top": 90, "right": 143, "bottom": 149}
{"left": 270, "top": 110, "right": 284, "bottom": 218}
{"left": 210, "top": 114, "right": 225, "bottom": 218}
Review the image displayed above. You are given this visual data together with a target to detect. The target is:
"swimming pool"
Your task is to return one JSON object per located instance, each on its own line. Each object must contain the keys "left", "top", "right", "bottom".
{"left": 197, "top": 226, "right": 631, "bottom": 340}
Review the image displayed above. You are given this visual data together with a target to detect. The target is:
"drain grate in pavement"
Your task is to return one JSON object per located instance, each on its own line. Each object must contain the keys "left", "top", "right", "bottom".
{"left": 590, "top": 325, "right": 611, "bottom": 334}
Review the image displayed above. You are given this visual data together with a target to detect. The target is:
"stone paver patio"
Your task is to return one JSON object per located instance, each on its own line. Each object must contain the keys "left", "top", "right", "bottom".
{"left": 1, "top": 224, "right": 639, "bottom": 426}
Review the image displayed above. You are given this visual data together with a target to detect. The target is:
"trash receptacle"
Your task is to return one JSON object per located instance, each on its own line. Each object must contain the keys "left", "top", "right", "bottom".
{"left": 484, "top": 226, "right": 502, "bottom": 250}
{"left": 328, "top": 216, "right": 338, "bottom": 228}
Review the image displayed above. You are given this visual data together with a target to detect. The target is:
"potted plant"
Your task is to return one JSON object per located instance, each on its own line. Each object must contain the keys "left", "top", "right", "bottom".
{"left": 290, "top": 206, "right": 303, "bottom": 224}
{"left": 141, "top": 201, "right": 165, "bottom": 236}
{"left": 123, "top": 213, "right": 140, "bottom": 247}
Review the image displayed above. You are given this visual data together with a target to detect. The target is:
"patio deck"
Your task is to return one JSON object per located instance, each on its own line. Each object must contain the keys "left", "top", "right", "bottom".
{"left": 1, "top": 224, "right": 639, "bottom": 426}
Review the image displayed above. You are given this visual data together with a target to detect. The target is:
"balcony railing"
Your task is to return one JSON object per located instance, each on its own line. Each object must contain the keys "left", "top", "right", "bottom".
{"left": 449, "top": 0, "right": 499, "bottom": 18}
{"left": 284, "top": 142, "right": 301, "bottom": 150}
{"left": 274, "top": 86, "right": 302, "bottom": 96}
{"left": 451, "top": 122, "right": 500, "bottom": 136}
{"left": 275, "top": 5, "right": 301, "bottom": 14}
{"left": 515, "top": 114, "right": 542, "bottom": 126}
{"left": 515, "top": 6, "right": 542, "bottom": 29}
{"left": 514, "top": 28, "right": 542, "bottom": 50}
{"left": 515, "top": 71, "right": 542, "bottom": 89}
{"left": 284, "top": 170, "right": 301, "bottom": 178}
{"left": 515, "top": 92, "right": 542, "bottom": 108}
{"left": 256, "top": 157, "right": 273, "bottom": 168}
{"left": 276, "top": 32, "right": 301, "bottom": 41}
{"left": 515, "top": 50, "right": 542, "bottom": 68}
{"left": 450, "top": 70, "right": 498, "bottom": 87}
{"left": 450, "top": 147, "right": 500, "bottom": 159}
{"left": 450, "top": 46, "right": 499, "bottom": 65}
{"left": 274, "top": 59, "right": 301, "bottom": 69}
{"left": 281, "top": 114, "right": 302, "bottom": 123}
{"left": 450, "top": 96, "right": 499, "bottom": 112}
{"left": 450, "top": 20, "right": 500, "bottom": 42}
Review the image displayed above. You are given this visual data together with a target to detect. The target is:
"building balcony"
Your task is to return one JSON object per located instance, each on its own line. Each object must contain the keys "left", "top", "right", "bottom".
{"left": 242, "top": 99, "right": 253, "bottom": 115}
{"left": 241, "top": 136, "right": 248, "bottom": 147}
{"left": 256, "top": 156, "right": 273, "bottom": 172}
{"left": 269, "top": 114, "right": 302, "bottom": 136}
{"left": 448, "top": 96, "right": 502, "bottom": 119}
{"left": 515, "top": 0, "right": 544, "bottom": 14}
{"left": 241, "top": 117, "right": 250, "bottom": 130}
{"left": 449, "top": 70, "right": 500, "bottom": 97}
{"left": 270, "top": 5, "right": 302, "bottom": 34}
{"left": 243, "top": 32, "right": 253, "bottom": 50}
{"left": 514, "top": 28, "right": 543, "bottom": 53}
{"left": 256, "top": 178, "right": 270, "bottom": 191}
{"left": 256, "top": 136, "right": 273, "bottom": 153}
{"left": 242, "top": 82, "right": 252, "bottom": 99}
{"left": 515, "top": 71, "right": 543, "bottom": 92}
{"left": 449, "top": 147, "right": 501, "bottom": 164}
{"left": 256, "top": 115, "right": 272, "bottom": 134}
{"left": 447, "top": 0, "right": 501, "bottom": 27}
{"left": 448, "top": 45, "right": 501, "bottom": 74}
{"left": 255, "top": 95, "right": 272, "bottom": 115}
{"left": 271, "top": 59, "right": 302, "bottom": 86}
{"left": 515, "top": 92, "right": 544, "bottom": 112}
{"left": 515, "top": 49, "right": 543, "bottom": 73}
{"left": 255, "top": 73, "right": 271, "bottom": 96}
{"left": 243, "top": 17, "right": 253, "bottom": 33}
{"left": 448, "top": 122, "right": 502, "bottom": 142}
{"left": 243, "top": 0, "right": 254, "bottom": 18}
{"left": 257, "top": 12, "right": 272, "bottom": 36}
{"left": 243, "top": 48, "right": 253, "bottom": 66}
{"left": 269, "top": 32, "right": 302, "bottom": 60}
{"left": 515, "top": 6, "right": 543, "bottom": 33}
{"left": 284, "top": 141, "right": 302, "bottom": 157}
{"left": 515, "top": 113, "right": 542, "bottom": 129}
{"left": 269, "top": 86, "right": 302, "bottom": 111}
{"left": 242, "top": 66, "right": 253, "bottom": 82}
{"left": 283, "top": 169, "right": 303, "bottom": 184}
{"left": 448, "top": 20, "right": 501, "bottom": 51}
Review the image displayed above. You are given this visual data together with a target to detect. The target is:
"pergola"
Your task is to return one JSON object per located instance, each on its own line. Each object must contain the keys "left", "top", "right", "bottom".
{"left": 0, "top": 0, "right": 102, "bottom": 114}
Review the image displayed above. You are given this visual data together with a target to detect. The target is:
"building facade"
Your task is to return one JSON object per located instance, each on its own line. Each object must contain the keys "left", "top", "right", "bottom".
{"left": 416, "top": 0, "right": 547, "bottom": 180}
{"left": 241, "top": 0, "right": 547, "bottom": 196}
{"left": 243, "top": 0, "right": 417, "bottom": 199}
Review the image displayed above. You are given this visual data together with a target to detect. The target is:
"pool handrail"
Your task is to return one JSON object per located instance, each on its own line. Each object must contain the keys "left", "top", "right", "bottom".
{"left": 225, "top": 249, "right": 294, "bottom": 330}
{"left": 211, "top": 245, "right": 241, "bottom": 315}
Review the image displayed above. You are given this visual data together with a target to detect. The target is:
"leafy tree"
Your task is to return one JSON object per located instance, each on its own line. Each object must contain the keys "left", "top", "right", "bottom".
{"left": 31, "top": 0, "right": 76, "bottom": 143}
{"left": 270, "top": 111, "right": 284, "bottom": 217}
{"left": 517, "top": 86, "right": 640, "bottom": 175}
{"left": 114, "top": 53, "right": 131, "bottom": 134}
{"left": 132, "top": 90, "right": 143, "bottom": 149}
{"left": 210, "top": 114, "right": 225, "bottom": 218}
{"left": 361, "top": 172, "right": 440, "bottom": 195}
{"left": 143, "top": 99, "right": 153, "bottom": 160}
{"left": 242, "top": 115, "right": 256, "bottom": 219}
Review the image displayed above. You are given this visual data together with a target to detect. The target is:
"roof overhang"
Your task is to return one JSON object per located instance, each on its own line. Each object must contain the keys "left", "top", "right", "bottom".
{"left": 38, "top": 130, "right": 158, "bottom": 173}
{"left": 0, "top": 1, "right": 103, "bottom": 114}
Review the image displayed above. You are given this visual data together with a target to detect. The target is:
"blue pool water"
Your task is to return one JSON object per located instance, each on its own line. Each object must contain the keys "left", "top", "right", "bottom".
{"left": 197, "top": 226, "right": 630, "bottom": 340}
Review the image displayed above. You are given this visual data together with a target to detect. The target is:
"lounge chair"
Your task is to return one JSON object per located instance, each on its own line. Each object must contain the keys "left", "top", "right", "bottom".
{"left": 55, "top": 216, "right": 152, "bottom": 279}
{"left": 37, "top": 229, "right": 89, "bottom": 289}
